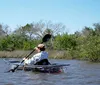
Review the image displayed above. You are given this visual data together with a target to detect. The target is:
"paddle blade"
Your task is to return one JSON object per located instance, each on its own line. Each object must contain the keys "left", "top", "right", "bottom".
{"left": 42, "top": 34, "right": 51, "bottom": 43}
{"left": 5, "top": 64, "right": 19, "bottom": 73}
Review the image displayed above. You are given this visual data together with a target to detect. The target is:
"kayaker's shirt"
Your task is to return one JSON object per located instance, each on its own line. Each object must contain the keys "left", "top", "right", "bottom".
{"left": 24, "top": 51, "right": 48, "bottom": 65}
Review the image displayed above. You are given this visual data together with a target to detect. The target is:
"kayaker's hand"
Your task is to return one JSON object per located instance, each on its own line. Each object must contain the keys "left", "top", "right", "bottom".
{"left": 23, "top": 58, "right": 26, "bottom": 61}
{"left": 23, "top": 57, "right": 28, "bottom": 61}
{"left": 34, "top": 47, "right": 38, "bottom": 50}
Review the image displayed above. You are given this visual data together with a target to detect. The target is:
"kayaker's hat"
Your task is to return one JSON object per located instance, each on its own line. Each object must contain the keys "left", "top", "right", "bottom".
{"left": 37, "top": 44, "right": 45, "bottom": 51}
{"left": 38, "top": 44, "right": 45, "bottom": 48}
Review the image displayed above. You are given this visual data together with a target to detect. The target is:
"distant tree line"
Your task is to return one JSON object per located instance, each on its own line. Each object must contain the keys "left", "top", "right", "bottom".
{"left": 0, "top": 21, "right": 100, "bottom": 62}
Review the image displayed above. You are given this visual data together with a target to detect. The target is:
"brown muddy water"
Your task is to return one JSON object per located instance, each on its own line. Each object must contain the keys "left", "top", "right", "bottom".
{"left": 0, "top": 58, "right": 100, "bottom": 85}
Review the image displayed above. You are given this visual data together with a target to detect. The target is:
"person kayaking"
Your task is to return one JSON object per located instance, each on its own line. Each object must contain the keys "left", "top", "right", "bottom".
{"left": 23, "top": 44, "right": 50, "bottom": 65}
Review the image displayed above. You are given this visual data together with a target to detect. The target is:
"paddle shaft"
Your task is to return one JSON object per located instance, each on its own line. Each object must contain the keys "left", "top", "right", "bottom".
{"left": 11, "top": 45, "right": 40, "bottom": 72}
{"left": 8, "top": 49, "right": 35, "bottom": 72}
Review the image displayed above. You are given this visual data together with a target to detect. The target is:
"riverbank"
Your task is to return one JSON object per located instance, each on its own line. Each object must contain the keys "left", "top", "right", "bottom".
{"left": 0, "top": 50, "right": 73, "bottom": 59}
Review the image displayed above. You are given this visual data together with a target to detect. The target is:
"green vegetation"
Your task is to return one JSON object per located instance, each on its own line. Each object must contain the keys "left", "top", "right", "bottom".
{"left": 0, "top": 21, "right": 100, "bottom": 62}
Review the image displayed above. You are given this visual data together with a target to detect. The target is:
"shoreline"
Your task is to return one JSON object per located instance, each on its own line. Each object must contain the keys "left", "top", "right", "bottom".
{"left": 0, "top": 50, "right": 72, "bottom": 59}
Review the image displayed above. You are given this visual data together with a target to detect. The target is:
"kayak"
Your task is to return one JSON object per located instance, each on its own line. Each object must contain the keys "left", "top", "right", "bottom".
{"left": 11, "top": 63, "right": 70, "bottom": 73}
{"left": 3, "top": 59, "right": 70, "bottom": 73}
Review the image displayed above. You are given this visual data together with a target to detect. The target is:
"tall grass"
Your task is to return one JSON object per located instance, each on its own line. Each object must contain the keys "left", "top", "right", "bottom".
{"left": 0, "top": 50, "right": 72, "bottom": 59}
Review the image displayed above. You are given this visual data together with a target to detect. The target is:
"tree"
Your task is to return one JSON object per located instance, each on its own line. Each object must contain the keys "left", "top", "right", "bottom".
{"left": 93, "top": 23, "right": 100, "bottom": 36}
{"left": 53, "top": 33, "right": 76, "bottom": 50}
{"left": 82, "top": 26, "right": 94, "bottom": 36}
{"left": 0, "top": 24, "right": 10, "bottom": 37}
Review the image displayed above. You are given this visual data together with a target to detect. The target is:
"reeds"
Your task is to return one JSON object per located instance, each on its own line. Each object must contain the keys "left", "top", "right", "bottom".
{"left": 0, "top": 50, "right": 72, "bottom": 59}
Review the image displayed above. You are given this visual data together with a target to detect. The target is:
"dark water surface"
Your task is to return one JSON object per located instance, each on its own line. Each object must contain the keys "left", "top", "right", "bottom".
{"left": 0, "top": 58, "right": 100, "bottom": 85}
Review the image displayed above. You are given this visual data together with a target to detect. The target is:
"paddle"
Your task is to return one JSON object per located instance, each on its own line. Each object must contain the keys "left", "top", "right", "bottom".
{"left": 8, "top": 34, "right": 51, "bottom": 72}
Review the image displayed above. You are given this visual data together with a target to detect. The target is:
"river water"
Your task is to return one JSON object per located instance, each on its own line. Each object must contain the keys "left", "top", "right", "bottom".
{"left": 0, "top": 58, "right": 100, "bottom": 85}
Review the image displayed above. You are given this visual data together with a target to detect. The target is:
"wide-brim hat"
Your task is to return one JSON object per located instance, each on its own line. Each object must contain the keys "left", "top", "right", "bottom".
{"left": 37, "top": 44, "right": 45, "bottom": 48}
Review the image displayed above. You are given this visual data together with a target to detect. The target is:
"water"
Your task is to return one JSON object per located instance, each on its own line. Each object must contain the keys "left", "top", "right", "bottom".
{"left": 0, "top": 59, "right": 100, "bottom": 85}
